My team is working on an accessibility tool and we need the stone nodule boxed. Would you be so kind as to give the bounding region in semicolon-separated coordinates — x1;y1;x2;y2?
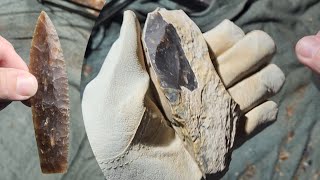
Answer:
142;8;241;177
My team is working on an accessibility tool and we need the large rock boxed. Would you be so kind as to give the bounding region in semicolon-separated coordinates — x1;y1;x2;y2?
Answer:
142;8;241;176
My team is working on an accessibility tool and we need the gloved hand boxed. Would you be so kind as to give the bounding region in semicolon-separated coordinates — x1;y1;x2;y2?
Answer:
82;10;285;180
204;20;285;145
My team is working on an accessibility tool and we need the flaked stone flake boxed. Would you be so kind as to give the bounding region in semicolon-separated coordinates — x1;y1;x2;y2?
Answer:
143;13;197;93
29;11;70;174
142;8;241;176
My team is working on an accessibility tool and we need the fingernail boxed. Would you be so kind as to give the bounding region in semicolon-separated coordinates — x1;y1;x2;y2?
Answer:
297;37;320;59
16;74;38;97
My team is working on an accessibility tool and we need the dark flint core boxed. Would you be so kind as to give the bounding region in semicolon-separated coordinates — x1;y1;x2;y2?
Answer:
144;12;197;92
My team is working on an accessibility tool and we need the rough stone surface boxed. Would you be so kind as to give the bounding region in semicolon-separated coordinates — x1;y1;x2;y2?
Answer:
29;11;70;174
142;8;241;175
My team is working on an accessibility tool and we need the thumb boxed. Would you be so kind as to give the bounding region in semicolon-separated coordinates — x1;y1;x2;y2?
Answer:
295;32;320;73
0;68;38;101
82;10;149;161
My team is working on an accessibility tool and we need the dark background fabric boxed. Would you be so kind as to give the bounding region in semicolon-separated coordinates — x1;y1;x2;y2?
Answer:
81;0;320;179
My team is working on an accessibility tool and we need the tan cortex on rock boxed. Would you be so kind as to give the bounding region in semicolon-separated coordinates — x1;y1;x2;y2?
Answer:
29;11;70;174
142;8;241;176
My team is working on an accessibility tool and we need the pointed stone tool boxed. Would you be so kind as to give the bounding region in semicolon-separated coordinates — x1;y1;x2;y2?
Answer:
29;11;70;174
142;9;241;176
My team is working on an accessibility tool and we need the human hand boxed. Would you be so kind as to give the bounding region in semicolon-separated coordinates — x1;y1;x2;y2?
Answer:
295;32;320;73
82;10;284;180
0;36;38;109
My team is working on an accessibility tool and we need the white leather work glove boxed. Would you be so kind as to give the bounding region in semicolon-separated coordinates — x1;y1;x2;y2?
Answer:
204;20;285;144
82;10;285;180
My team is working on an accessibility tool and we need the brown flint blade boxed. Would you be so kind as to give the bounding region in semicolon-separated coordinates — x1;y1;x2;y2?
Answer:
29;11;70;174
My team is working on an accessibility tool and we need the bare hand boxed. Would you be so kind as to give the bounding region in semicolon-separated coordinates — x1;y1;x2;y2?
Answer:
0;36;38;109
296;32;320;73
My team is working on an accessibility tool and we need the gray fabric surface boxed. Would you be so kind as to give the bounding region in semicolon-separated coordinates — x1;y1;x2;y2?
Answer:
0;1;104;179
81;0;320;179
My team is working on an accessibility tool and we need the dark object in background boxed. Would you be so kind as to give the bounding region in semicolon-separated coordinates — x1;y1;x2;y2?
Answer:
38;0;105;19
94;0;214;28
30;11;70;174
94;0;136;28
38;0;214;30
171;0;212;11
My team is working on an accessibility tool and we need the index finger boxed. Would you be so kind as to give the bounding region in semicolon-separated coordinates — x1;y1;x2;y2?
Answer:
203;20;245;57
0;36;29;71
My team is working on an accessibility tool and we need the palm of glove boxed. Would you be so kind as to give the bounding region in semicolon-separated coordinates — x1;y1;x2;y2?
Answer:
82;9;284;180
